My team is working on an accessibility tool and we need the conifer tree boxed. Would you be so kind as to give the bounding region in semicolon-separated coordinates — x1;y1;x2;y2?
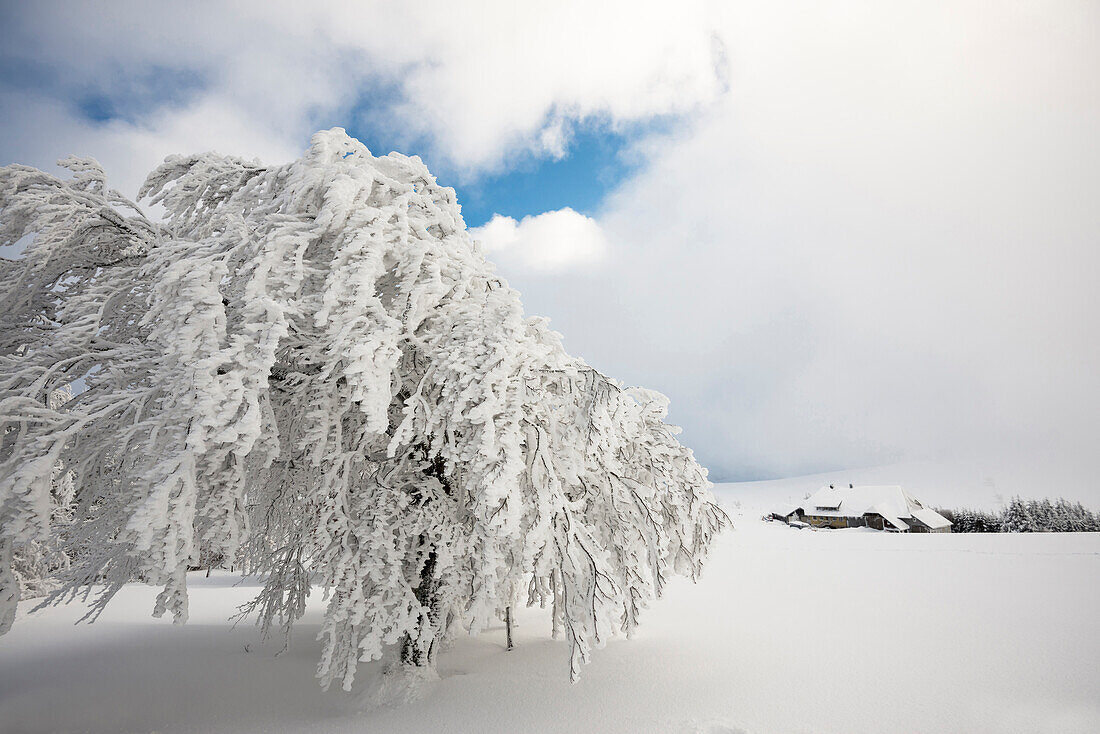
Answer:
1002;497;1033;532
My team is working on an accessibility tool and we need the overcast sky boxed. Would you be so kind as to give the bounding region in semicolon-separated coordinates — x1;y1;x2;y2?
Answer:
1;1;1097;485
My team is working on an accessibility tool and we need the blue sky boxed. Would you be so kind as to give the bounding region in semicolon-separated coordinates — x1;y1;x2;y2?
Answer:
0;47;635;229
445;125;635;229
343;116;638;228
0;16;644;236
1;2;1098;492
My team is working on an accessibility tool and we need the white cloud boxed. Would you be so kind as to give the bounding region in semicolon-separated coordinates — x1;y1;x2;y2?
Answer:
487;1;1100;491
3;1;1098;495
471;209;608;273
0;89;302;199
350;1;726;174
0;2;726;181
0;3;365;196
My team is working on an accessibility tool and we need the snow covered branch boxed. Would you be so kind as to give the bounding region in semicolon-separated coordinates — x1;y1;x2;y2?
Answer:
0;129;727;690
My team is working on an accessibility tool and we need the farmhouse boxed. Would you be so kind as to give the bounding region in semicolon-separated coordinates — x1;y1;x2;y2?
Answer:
782;484;952;533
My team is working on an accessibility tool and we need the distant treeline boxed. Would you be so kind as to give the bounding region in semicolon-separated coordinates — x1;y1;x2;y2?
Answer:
937;497;1100;533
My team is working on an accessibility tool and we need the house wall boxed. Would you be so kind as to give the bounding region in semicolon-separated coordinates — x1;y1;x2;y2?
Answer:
804;515;867;529
865;514;889;531
910;522;951;534
799;510;952;533
864;514;909;532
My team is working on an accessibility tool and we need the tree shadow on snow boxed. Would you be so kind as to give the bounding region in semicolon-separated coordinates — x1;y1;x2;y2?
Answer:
0;620;357;734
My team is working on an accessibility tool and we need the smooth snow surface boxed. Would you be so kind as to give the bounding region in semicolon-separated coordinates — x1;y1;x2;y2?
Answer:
2;483;1098;734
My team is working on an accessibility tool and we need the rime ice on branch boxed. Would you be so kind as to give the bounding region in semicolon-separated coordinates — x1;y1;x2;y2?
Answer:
0;129;727;689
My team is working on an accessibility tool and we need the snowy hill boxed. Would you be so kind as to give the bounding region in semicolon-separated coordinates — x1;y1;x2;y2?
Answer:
1;487;1098;734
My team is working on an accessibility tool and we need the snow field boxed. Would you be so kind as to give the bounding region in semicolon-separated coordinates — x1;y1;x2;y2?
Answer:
1;487;1097;734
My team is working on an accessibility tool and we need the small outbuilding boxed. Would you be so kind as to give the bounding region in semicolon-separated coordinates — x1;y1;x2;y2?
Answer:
781;484;951;533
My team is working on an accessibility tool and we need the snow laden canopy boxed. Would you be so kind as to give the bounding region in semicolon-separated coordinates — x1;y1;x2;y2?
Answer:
0;129;727;689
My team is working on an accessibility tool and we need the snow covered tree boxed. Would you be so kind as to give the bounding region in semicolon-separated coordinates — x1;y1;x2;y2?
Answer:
11;386;76;598
0;129;727;689
1001;497;1034;532
1034;498;1055;531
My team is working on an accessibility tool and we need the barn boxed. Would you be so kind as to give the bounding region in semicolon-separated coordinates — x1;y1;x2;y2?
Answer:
782;484;952;533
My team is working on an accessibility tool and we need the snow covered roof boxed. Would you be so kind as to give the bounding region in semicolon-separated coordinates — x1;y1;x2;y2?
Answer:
802;484;915;517
777;504;803;518
911;507;952;530
794;484;950;529
873;510;909;531
804;489;842;509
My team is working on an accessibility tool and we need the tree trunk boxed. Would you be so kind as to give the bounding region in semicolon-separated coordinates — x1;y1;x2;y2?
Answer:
400;542;439;667
0;539;19;636
505;605;514;651
400;448;450;667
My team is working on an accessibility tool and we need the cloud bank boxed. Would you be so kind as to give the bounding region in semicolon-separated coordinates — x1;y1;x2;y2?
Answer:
2;1;1097;494
0;1;726;193
485;2;1100;487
